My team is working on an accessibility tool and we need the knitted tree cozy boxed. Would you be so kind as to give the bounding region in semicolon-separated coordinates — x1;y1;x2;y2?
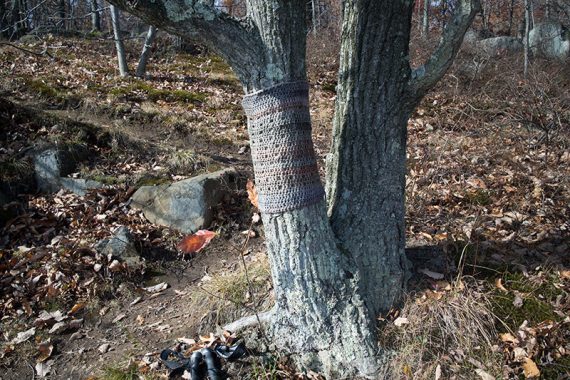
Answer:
242;81;325;214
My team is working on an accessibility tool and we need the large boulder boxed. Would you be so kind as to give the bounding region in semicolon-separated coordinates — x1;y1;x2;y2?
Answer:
477;36;523;56
529;22;570;60
130;168;238;233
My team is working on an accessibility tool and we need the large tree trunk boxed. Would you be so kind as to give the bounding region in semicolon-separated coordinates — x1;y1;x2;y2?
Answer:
135;25;157;78
110;4;128;77
326;0;413;317
103;0;480;377
239;3;379;376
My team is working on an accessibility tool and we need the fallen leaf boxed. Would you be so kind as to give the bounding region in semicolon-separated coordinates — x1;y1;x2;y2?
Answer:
419;268;444;280
513;293;524;308
435;364;442;380
143;282;169;293
500;333;519;344
12;327;36;344
246;179;259;209
68;302;85;315
135;315;145;325
495;278;508;293
48;322;67;334
35;360;53;378
130;296;143;306
98;343;111;353
37;340;53;363
475;369;494;380
177;230;217;254
177;337;197;345
112;313;126;323
394;317;410;327
522;358;540;378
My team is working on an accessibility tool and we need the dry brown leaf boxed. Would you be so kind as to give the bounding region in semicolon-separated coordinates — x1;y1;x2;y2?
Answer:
68;302;85;315
246;179;259;209
177;230;217;254
522;358;540;378
495;278;508;293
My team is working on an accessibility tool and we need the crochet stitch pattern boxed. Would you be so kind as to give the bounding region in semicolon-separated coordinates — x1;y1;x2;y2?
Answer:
242;81;325;214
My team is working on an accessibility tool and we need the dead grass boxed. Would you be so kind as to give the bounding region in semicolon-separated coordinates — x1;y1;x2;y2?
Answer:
379;285;501;379
188;259;273;330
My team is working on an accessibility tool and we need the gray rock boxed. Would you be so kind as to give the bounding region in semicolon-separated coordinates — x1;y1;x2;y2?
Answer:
529;22;570;60
32;144;88;193
130;168;238;233
95;226;141;267
60;178;104;196
477;36;523;56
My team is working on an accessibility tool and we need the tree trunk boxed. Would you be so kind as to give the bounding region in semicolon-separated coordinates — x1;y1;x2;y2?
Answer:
90;0;101;32
326;0;412;318
110;4;128;77
508;0;515;35
240;3;380;376
103;0;480;377
0;0;7;38
58;0;66;30
524;0;530;78
422;0;429;38
135;25;157;78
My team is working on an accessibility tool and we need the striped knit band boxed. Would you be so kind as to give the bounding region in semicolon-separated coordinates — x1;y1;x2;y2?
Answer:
242;81;324;214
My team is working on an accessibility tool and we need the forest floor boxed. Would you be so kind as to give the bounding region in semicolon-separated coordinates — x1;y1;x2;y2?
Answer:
0;34;569;380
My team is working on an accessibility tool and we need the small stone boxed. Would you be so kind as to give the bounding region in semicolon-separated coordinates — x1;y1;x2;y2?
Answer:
98;343;111;354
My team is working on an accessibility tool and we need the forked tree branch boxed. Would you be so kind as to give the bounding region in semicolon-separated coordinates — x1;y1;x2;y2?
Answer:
408;0;481;102
105;0;265;83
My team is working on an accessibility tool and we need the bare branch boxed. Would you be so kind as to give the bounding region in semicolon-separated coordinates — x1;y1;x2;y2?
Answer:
408;0;481;102
106;0;264;83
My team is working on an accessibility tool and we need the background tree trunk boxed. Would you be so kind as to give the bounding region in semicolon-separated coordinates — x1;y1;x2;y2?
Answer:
423;0;429;38
135;25;157;78
90;0;101;32
58;0;66;31
524;0;530;77
110;4;128;77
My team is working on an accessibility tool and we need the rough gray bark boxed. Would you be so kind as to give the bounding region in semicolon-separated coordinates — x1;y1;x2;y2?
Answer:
135;25;157;78
110;4;128;77
326;0;481;317
90;0;101;32
105;0;480;377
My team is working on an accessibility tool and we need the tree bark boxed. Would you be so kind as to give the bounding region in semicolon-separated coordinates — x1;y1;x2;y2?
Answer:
110;4;128;77
326;0;414;317
524;0;530;78
135;25;157;78
422;0;429;38
58;0;66;31
104;0;481;377
327;0;481;317
90;0;101;32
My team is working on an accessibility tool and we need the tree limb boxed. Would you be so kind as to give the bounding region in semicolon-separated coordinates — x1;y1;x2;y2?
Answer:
407;0;481;102
105;0;265;84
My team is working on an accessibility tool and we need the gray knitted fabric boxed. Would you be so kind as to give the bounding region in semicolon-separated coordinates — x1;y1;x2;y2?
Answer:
242;81;324;214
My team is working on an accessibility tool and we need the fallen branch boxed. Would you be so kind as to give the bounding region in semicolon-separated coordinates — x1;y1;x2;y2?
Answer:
0;42;54;59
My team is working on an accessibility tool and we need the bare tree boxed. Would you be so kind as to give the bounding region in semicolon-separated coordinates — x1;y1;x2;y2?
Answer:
104;0;480;377
90;0;101;32
109;3;128;77
524;0;531;77
135;25;156;78
423;0;430;37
